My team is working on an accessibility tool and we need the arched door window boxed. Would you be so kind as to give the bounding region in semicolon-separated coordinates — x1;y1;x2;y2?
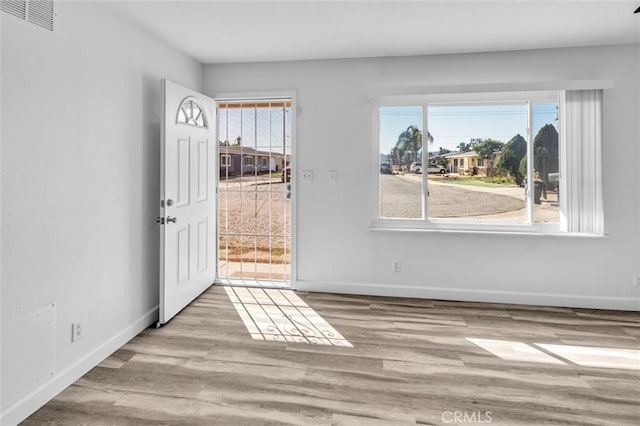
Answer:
177;98;208;128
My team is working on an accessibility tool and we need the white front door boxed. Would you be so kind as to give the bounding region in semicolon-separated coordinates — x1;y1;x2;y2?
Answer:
159;79;216;325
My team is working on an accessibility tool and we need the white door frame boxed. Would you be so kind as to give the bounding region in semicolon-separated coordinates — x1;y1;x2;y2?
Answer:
211;91;298;290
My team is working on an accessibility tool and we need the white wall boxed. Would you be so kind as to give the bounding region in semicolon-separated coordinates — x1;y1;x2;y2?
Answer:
204;45;640;310
1;2;202;423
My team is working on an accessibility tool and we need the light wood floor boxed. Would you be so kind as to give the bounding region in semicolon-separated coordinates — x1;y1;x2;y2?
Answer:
24;286;640;425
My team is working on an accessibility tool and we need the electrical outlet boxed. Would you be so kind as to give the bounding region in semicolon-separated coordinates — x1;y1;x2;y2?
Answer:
328;170;337;183
71;322;82;342
302;170;313;182
392;260;401;273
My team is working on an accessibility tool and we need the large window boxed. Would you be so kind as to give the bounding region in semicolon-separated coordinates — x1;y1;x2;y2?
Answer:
375;90;603;234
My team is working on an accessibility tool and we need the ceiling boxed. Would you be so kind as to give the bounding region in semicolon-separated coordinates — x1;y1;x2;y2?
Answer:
103;0;640;64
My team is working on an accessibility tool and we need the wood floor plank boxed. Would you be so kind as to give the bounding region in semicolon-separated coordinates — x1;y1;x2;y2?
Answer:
23;285;640;425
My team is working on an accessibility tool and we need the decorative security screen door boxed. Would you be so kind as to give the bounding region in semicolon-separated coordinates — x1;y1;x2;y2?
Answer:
217;100;292;287
159;79;216;325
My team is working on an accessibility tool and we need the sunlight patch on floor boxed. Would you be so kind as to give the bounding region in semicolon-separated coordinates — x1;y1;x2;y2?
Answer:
468;338;640;370
536;343;640;370
467;338;565;364
225;286;353;347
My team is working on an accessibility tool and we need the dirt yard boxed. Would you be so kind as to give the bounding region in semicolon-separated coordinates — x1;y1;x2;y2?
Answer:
218;176;291;264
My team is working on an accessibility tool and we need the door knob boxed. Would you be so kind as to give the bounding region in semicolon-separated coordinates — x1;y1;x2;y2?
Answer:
166;216;177;223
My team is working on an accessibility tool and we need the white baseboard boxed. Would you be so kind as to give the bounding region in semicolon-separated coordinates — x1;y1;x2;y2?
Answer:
0;306;158;426
295;280;640;311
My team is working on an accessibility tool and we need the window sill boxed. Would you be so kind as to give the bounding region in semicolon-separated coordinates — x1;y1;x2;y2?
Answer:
369;220;605;238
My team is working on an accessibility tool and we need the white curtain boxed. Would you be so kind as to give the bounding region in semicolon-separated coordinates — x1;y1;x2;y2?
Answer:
561;90;604;234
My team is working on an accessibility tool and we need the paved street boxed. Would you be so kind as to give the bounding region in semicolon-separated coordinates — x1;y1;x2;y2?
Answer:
380;174;525;218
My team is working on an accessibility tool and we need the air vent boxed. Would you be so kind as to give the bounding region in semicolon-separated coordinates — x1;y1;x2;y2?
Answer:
1;0;27;20
1;0;54;31
27;0;53;30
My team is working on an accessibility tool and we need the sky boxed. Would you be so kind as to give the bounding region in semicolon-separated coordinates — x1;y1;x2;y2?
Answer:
218;105;292;151
379;103;558;157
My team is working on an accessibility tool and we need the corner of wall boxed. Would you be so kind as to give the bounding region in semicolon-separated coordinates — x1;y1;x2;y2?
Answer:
0;307;158;426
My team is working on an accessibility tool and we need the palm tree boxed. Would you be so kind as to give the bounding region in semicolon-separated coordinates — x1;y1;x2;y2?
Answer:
395;125;433;165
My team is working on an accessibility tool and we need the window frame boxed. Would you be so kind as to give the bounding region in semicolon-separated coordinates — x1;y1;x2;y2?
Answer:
372;90;567;234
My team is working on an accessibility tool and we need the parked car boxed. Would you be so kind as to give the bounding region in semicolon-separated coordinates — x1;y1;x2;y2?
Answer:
416;163;447;174
380;162;392;174
281;165;291;182
410;162;422;173
428;163;447;174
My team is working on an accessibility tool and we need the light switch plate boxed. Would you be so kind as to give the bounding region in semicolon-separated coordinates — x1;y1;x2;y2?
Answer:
328;170;337;183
